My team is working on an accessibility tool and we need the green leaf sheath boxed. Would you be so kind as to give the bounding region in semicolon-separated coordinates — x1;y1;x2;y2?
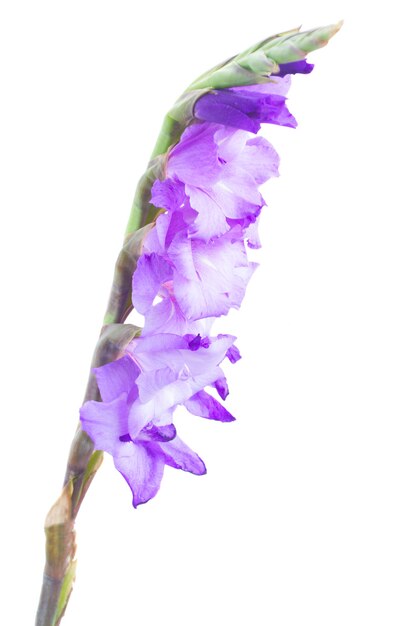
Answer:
188;22;342;89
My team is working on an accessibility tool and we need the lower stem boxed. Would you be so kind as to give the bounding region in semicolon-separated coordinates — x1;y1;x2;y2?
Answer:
35;205;154;626
35;110;178;626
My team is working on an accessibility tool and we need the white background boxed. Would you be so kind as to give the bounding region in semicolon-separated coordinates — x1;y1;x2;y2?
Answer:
1;1;412;624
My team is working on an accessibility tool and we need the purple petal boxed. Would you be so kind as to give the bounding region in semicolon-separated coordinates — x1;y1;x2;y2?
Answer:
184;390;235;422
208;164;262;220
244;218;262;249
178;334;236;375
80;394;129;455
93;355;140;403
114;441;165;507
150;182;198;248
170;232;254;319
132;253;173;315
140;421;177;442
195;92;260;133
276;60;314;77
141;290;212;337
214;376;229;400
235;136;280;185
129;364;227;437
134;365;177;404
185;184;230;240
226;344;241;364
195;85;296;132
233;76;291;97
215;127;249;162
151;178;187;212
159;435;206;475
168;123;220;187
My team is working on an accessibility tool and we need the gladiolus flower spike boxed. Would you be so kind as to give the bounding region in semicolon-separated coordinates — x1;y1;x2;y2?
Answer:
79;22;341;508
36;23;341;626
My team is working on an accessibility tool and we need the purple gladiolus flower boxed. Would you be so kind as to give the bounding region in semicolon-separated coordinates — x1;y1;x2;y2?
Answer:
151;123;279;241
133;218;257;327
194;76;297;133
80;332;236;506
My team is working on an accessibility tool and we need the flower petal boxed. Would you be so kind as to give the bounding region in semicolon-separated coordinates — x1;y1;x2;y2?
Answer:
93;355;140;403
214;376;229;400
170;233;254;320
185;184;230;240
132;253;173;315
276;60;314;77
235;136;280;185
195;92;260;133
184;390;235;422
80;394;129;455
226;344;241;363
159;435;206;475
114;441;165;507
140;421;177;442
168;123;220;187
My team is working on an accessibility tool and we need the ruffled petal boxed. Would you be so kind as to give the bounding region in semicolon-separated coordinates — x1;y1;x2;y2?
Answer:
171;233;254;319
185;184;230;240
151;178;187;213
235;136;280;185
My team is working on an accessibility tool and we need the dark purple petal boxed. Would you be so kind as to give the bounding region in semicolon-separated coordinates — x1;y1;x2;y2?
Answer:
195;92;260;133
276;60;314;77
184;390;235;422
140;421;177;442
194;87;296;133
214;376;229;400
226;345;241;364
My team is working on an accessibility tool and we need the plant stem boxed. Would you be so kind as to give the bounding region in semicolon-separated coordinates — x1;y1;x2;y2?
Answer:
35;158;166;626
